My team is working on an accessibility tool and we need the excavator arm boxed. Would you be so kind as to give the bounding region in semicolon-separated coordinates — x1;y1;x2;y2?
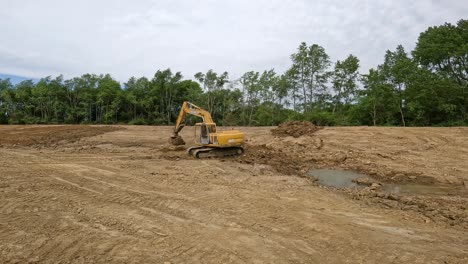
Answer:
172;101;214;136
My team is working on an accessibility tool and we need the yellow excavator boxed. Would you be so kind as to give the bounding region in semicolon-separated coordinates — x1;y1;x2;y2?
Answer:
169;101;245;158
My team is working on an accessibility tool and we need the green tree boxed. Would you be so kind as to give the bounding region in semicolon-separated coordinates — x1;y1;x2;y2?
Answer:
16;80;37;123
0;78;14;124
194;70;229;117
356;68;399;126
150;69;183;124
96;74;122;124
413;19;468;121
288;42;331;112
331;54;360;114
66;74;100;123
381;45;416;126
240;71;260;125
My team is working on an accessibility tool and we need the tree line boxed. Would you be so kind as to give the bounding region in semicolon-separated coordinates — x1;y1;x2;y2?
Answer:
1;19;466;126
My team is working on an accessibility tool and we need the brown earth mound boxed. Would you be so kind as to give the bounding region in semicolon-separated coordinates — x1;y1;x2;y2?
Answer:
271;121;321;138
0;125;123;147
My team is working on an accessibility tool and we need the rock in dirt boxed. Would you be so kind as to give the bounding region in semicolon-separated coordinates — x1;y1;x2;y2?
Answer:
352;177;380;186
271;121;321;138
370;183;382;190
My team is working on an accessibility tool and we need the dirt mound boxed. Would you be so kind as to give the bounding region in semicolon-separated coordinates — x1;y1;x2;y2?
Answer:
0;125;123;147
271;121;321;138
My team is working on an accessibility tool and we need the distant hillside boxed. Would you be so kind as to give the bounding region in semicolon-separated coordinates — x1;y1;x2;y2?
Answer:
0;73;37;85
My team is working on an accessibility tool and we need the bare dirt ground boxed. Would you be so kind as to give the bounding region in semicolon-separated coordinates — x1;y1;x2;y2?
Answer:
0;125;467;263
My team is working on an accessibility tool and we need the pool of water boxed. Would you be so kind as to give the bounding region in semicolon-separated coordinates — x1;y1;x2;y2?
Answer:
382;183;456;195
308;168;464;196
308;169;371;189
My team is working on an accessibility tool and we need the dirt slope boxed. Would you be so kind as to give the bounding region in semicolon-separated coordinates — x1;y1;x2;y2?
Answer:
0;125;467;263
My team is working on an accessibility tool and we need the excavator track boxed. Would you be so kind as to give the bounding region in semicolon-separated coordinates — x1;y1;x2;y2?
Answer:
188;146;244;159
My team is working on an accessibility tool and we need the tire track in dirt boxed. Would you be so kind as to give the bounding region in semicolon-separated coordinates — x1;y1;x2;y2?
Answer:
1;149;190;208
0;193;42;216
0;155;176;261
52;176;104;195
1;210;91;262
6;205;167;262
49;161;189;200
34;164;203;244
165;231;251;264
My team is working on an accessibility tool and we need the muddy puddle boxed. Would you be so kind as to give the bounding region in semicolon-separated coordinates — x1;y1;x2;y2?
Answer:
308;169;463;196
382;183;460;196
308;169;369;188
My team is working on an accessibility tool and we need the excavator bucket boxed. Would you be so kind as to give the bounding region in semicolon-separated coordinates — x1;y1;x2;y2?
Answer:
169;135;186;146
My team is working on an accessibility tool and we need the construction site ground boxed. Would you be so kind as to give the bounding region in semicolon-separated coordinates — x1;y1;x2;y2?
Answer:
0;125;467;263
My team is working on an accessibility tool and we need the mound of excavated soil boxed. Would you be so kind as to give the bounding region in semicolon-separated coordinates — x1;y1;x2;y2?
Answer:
0;125;123;147
271;121;321;138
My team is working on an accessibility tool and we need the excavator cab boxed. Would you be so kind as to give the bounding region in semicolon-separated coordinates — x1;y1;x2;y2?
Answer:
194;122;216;145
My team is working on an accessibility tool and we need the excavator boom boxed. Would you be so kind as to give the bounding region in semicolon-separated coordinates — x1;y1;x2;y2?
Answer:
173;101;214;135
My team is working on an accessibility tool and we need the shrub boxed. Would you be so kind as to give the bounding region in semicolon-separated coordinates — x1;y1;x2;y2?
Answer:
129;118;147;125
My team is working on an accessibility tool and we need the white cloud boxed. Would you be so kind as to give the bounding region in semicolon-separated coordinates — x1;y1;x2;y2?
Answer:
0;0;466;81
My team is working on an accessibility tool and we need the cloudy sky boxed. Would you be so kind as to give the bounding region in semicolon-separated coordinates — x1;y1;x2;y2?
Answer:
0;0;466;82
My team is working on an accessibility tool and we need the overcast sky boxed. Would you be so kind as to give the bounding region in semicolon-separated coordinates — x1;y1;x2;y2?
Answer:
0;0;466;82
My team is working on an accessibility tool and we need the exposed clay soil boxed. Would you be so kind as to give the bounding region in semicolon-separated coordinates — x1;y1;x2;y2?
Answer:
0;125;467;263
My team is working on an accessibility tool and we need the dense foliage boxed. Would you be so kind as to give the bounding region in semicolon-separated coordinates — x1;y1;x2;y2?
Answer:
1;20;466;126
